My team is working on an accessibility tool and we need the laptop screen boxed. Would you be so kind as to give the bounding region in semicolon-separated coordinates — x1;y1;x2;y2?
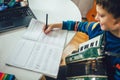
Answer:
0;0;28;11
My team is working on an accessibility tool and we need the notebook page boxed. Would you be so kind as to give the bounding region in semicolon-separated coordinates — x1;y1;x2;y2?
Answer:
6;18;68;78
22;19;44;41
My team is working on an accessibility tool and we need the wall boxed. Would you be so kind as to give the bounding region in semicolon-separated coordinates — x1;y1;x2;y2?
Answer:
72;0;94;18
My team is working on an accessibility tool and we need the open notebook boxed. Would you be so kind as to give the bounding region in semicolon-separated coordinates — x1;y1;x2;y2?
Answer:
6;18;68;78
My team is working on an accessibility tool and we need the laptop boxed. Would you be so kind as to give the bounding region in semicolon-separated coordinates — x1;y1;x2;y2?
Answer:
0;0;36;32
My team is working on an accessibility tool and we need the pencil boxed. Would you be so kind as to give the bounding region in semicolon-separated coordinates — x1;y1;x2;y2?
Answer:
46;13;48;29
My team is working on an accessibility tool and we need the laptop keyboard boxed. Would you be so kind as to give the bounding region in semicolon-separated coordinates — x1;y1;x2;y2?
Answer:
0;7;34;21
0;7;36;32
14;8;35;18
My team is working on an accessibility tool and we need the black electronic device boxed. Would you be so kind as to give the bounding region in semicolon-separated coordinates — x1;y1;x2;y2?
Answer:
0;0;36;32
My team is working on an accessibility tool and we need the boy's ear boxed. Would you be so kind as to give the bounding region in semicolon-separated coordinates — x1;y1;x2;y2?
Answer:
117;18;120;26
118;22;120;26
115;18;120;25
116;22;120;27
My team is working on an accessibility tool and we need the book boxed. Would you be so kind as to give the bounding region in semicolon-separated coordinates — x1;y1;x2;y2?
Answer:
6;18;68;78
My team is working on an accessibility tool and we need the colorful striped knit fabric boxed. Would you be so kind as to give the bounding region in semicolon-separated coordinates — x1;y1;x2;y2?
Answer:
0;72;15;80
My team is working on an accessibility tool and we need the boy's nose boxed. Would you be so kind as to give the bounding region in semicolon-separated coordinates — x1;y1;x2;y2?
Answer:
95;14;99;21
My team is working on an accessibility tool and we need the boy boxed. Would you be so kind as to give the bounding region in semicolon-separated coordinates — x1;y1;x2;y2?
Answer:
43;0;120;80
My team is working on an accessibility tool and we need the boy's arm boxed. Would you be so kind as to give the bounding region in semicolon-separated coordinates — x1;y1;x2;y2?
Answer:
62;21;101;39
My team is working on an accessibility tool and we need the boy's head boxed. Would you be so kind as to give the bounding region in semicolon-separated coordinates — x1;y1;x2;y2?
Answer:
96;0;120;19
95;0;120;32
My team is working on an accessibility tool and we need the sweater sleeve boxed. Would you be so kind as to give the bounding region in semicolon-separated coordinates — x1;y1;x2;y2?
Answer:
62;20;103;39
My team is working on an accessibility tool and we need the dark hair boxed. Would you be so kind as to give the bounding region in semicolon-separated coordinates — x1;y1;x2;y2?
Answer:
96;0;120;19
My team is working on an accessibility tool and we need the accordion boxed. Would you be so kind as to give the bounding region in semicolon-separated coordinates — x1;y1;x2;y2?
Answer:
65;47;108;80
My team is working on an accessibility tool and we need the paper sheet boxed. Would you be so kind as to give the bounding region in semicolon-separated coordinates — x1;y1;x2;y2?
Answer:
6;18;68;78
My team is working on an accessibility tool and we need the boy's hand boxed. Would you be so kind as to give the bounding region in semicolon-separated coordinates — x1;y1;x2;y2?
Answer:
43;23;62;34
43;24;53;34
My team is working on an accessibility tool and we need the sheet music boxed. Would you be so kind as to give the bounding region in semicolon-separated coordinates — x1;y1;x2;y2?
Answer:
6;19;68;78
79;34;103;52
